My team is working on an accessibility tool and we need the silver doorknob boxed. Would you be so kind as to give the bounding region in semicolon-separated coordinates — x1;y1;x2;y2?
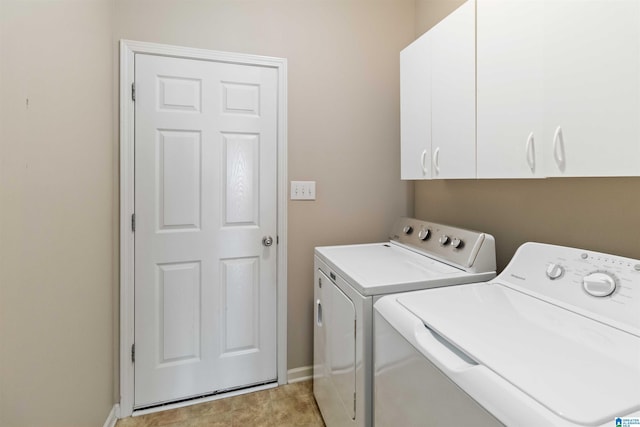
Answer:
262;236;274;247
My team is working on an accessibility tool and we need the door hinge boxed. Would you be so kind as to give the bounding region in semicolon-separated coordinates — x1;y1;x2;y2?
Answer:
131;213;136;232
131;343;135;363
276;235;279;244
131;82;136;101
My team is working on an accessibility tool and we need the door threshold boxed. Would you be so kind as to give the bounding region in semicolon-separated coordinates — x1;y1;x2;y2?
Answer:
132;381;278;416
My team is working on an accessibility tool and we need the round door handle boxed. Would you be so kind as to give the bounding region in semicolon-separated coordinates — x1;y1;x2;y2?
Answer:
262;236;274;247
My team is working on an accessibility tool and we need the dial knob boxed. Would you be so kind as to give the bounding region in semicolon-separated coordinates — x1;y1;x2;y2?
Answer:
451;237;463;249
546;263;564;280
439;235;450;246
582;272;616;297
418;228;431;241
403;225;413;235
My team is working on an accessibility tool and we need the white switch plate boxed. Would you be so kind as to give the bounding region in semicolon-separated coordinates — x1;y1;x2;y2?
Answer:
290;181;316;200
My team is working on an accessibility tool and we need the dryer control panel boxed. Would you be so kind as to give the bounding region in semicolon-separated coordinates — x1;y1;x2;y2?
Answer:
499;242;640;336
390;217;496;274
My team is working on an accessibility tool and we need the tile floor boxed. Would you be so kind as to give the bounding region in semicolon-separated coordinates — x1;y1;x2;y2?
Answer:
116;380;325;427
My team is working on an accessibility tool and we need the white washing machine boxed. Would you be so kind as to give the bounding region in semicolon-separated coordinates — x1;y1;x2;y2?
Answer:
313;217;496;427
374;242;640;427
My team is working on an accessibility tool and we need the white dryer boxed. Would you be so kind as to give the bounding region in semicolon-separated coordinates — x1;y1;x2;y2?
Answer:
374;242;640;427
313;217;496;427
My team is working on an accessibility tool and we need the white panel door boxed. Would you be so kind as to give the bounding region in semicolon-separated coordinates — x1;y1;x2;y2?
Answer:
400;32;432;180
542;0;640;176
134;53;278;407
476;0;544;178
431;0;476;179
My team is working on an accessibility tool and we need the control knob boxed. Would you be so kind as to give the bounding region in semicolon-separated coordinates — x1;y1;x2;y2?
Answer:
439;235;450;246
418;228;431;241
582;272;616;297
451;237;463;249
403;225;413;235
546;263;564;280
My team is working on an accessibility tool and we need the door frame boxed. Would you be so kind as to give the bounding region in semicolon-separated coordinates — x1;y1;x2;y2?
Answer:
119;40;288;417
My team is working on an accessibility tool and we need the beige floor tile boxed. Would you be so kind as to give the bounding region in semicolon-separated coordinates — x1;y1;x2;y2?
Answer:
116;381;324;427
182;396;236;419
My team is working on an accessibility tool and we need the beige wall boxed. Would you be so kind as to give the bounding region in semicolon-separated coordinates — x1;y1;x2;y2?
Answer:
114;0;415;373
415;0;466;36
413;1;640;270
2;1;637;425
0;1;115;426
1;1;413;425
415;178;640;270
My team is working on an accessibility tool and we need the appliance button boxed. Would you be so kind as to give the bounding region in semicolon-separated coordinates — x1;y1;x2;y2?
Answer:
418;228;431;241
439;235;450;246
581;253;588;259
451;238;463;249
545;263;564;280
403;225;413;235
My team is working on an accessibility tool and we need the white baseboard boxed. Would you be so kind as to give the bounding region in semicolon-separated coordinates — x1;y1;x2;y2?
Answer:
103;404;120;427
287;366;313;383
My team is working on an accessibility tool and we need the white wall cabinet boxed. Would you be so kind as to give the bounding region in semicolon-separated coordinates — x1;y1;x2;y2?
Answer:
431;0;476;179
407;0;640;180
477;0;640;178
542;0;640;177
400;0;475;180
400;34;432;179
476;0;545;178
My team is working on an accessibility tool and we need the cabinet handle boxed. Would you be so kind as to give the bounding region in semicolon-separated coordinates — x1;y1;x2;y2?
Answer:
553;126;566;172
433;147;441;175
420;149;429;175
525;132;536;173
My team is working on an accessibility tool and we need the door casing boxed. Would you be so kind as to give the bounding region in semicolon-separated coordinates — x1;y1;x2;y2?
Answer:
119;39;288;417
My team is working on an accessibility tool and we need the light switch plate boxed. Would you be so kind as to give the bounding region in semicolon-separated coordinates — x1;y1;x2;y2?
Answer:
290;181;316;200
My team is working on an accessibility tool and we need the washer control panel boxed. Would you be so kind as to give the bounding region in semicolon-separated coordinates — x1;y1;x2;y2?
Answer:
390;217;496;274
500;242;640;334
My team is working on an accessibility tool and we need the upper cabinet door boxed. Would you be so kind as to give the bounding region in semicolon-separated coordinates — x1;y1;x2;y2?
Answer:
477;0;545;178
542;0;640;177
431;0;476;179
400;34;432;180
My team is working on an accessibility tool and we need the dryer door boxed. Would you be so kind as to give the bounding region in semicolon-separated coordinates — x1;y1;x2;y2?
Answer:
313;269;328;409
329;280;356;420
314;266;357;425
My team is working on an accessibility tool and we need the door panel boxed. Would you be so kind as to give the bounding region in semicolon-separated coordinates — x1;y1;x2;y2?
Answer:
223;133;260;225
134;53;278;407
157;261;201;365
220;257;260;355
158;130;202;229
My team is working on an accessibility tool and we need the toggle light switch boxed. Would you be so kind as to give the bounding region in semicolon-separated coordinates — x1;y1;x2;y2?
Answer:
290;181;316;200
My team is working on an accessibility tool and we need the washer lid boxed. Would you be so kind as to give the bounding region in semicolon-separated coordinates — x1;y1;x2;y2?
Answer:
397;283;640;426
315;243;484;296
